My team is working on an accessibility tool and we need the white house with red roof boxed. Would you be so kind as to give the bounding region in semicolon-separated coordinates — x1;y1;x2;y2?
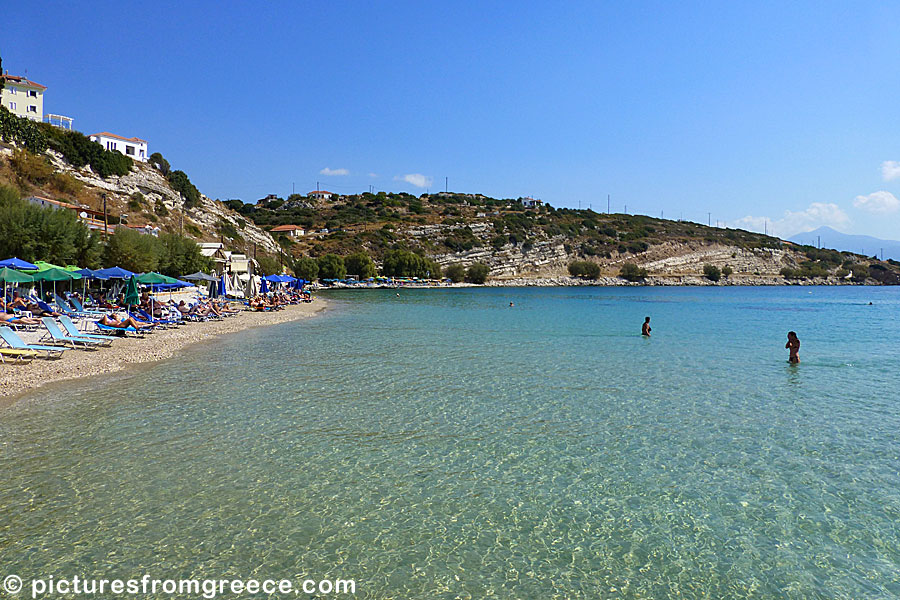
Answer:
309;190;334;200
89;132;148;162
270;224;306;238
1;74;46;122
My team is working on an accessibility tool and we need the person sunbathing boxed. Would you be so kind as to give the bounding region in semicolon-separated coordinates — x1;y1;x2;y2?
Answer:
99;313;153;329
0;311;41;326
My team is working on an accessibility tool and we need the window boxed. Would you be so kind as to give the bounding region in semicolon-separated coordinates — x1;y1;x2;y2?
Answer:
8;102;15;110
27;105;37;113
125;145;135;156
106;141;116;151
8;88;16;95
27;90;38;98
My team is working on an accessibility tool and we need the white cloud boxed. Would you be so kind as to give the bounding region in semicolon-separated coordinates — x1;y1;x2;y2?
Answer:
320;167;349;176
734;202;850;238
395;173;433;188
368;172;378;178
881;161;900;181
853;191;900;214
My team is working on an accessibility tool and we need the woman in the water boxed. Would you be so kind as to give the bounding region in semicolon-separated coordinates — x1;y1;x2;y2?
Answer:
785;331;800;363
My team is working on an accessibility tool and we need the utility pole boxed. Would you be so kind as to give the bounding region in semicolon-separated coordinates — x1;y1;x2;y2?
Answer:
316;181;319;192
818;235;821;249
445;177;448;193
607;194;610;214
180;197;184;237
765;220;768;236
102;193;108;236
292;182;295;195
708;212;711;227
625;204;627;214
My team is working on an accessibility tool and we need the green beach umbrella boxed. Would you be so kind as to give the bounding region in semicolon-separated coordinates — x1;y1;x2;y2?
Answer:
136;272;171;285
0;267;35;309
31;266;79;299
33;260;67;272
124;275;140;307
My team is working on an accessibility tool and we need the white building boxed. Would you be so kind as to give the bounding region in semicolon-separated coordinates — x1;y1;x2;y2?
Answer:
89;132;148;162
270;224;305;238
522;196;544;209
309;190;334;201
1;74;45;121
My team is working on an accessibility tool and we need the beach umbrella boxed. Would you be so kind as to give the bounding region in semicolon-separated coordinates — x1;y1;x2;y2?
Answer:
31;266;79;299
245;274;258;298
95;266;136;279
124;275;140;307
218;274;226;297
0;257;38;270
0;267;35;307
136;272;171;285
182;272;218;282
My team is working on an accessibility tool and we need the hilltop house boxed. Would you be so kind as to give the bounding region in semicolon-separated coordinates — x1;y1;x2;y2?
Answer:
522;197;543;209
1;74;46;121
309;190;334;201
89;132;148;162
270;224;305;238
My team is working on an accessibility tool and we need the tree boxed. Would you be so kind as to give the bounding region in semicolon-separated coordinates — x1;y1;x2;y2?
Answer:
0;185;99;266
293;256;319;281
703;264;721;282
102;227;163;273
256;255;281;276
317;253;346;279
466;262;489;284
149;152;171;176
722;265;733;279
445;263;466;283
568;260;601;279
619;262;648;282
344;251;377;279
157;234;209;276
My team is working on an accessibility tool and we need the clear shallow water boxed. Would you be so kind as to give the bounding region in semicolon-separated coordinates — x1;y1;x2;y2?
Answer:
2;286;900;599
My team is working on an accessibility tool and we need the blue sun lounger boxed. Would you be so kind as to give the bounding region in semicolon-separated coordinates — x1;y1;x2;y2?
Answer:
40;317;111;348
94;321;142;336
0;326;66;359
58;315;118;343
66;296;106;315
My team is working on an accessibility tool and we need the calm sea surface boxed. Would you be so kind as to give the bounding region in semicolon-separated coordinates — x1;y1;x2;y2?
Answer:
2;287;899;599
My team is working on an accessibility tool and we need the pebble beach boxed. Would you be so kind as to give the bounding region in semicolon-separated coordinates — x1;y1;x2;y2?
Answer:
0;301;327;403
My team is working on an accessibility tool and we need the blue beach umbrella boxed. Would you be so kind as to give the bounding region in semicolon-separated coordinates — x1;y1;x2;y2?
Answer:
95;266;136;279
0;257;39;270
218;274;226;297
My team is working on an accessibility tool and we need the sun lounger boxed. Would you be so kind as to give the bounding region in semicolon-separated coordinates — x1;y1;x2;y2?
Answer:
94;321;142;336
0;326;66;359
67;296;106;315
58;316;118;343
0;348;37;364
40;317;110;349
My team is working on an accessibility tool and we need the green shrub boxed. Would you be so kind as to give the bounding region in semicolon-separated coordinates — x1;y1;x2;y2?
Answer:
722;266;733;278
568;260;601;279
149;152;170;176
466;262;489;284
445;263;466;282
703;264;721;282
128;192;145;210
168;170;201;209
619;262;648;282
154;199;169;216
9;149;54;185
0;106;48;153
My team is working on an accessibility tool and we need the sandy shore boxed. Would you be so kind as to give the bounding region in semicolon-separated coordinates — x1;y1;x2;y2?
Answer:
0;301;327;402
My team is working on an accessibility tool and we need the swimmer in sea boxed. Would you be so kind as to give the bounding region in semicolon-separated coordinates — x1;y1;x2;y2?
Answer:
785;331;800;364
642;316;651;337
509;302;514;307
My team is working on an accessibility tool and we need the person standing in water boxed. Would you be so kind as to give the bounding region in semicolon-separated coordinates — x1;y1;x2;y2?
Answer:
785;331;800;363
642;317;651;337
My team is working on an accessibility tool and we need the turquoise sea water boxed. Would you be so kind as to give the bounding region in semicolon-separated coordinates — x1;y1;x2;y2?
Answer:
2;286;899;599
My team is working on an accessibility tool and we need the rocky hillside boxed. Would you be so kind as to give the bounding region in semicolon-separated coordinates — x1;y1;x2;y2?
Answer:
0;142;281;256
231;191;900;284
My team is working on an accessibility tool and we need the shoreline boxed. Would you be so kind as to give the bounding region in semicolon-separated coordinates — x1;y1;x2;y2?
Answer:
0;301;328;404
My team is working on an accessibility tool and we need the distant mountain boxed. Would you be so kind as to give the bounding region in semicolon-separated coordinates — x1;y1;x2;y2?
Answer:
789;226;900;261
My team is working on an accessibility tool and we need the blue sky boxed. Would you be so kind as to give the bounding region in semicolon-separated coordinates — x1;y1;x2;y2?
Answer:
5;1;900;238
